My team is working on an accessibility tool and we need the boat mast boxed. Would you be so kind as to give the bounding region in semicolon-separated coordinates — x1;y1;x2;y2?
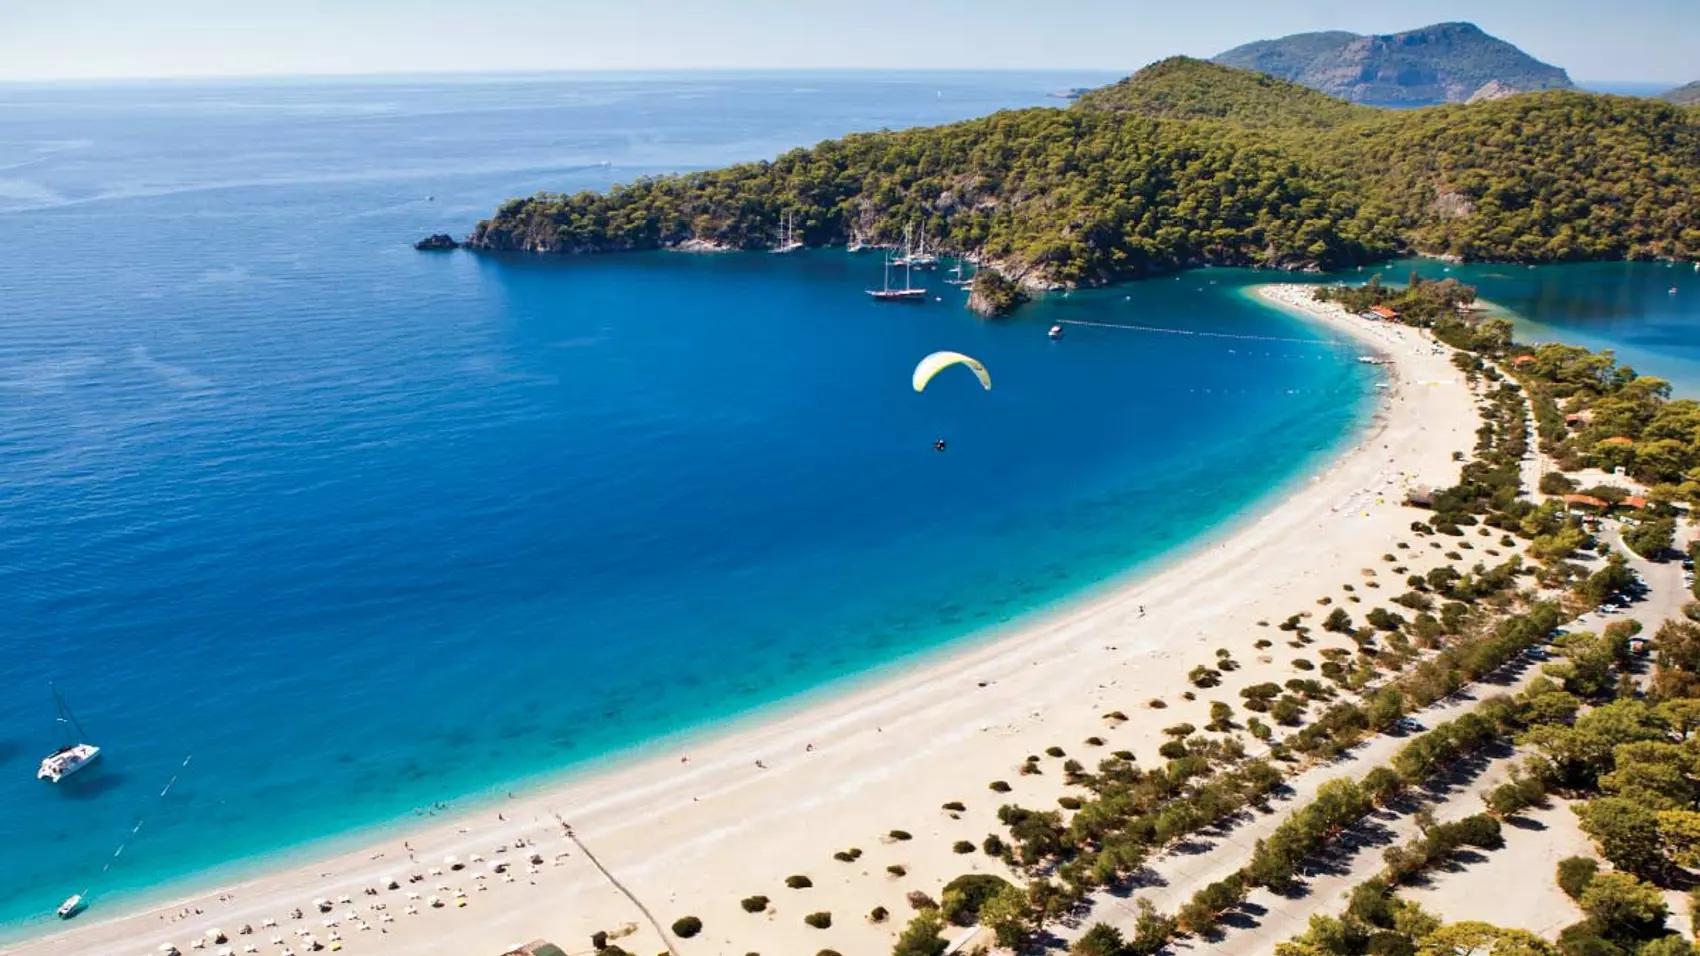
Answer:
51;683;87;744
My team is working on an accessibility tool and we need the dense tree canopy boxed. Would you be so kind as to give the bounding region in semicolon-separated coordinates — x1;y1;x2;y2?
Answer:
471;59;1700;288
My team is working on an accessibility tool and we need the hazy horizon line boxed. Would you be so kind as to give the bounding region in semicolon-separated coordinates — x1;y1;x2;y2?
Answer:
0;64;1684;90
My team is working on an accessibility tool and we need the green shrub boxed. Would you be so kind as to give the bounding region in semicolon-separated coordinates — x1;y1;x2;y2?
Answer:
887;864;906;877
670;916;702;939
940;874;1016;927
785;875;813;889
1045;746;1066;758
869;906;889;923
740;895;770;913
803;911;832;929
1557;857;1600;900
941;801;965;812
952;840;975;854
989;780;1011;792
832;847;862;862
888;829;913;841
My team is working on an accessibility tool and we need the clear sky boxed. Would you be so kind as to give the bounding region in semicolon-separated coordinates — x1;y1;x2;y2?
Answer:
3;0;1695;84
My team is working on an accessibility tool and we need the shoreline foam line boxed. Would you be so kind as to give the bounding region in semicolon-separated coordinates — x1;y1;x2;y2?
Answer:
12;283;1478;956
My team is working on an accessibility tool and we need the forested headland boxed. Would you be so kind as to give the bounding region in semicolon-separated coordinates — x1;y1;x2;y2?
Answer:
468;58;1700;290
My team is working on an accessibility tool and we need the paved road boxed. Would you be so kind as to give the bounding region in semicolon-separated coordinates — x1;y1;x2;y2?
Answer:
1059;646;1553;946
1059;522;1692;953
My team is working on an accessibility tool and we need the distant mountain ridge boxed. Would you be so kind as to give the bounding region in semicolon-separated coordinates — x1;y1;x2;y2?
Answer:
1214;21;1574;107
1663;82;1700;106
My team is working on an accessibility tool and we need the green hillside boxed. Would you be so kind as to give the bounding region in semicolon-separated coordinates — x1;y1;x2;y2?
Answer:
469;59;1700;286
1074;57;1373;130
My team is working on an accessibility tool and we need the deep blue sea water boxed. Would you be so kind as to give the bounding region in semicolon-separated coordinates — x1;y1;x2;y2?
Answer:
6;71;1652;936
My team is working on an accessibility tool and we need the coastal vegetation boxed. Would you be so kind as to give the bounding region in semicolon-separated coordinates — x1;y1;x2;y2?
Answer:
471;58;1700;294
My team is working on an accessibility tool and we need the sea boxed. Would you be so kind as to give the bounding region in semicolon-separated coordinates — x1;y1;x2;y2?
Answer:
0;71;1693;937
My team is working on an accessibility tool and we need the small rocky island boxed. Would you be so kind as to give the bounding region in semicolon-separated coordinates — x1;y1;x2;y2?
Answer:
967;271;1030;318
414;234;459;251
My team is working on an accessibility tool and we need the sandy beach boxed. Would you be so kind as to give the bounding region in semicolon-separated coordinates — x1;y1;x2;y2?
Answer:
5;284;1483;956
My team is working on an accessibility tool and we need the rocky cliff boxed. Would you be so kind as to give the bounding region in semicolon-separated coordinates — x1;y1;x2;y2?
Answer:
1214;22;1573;107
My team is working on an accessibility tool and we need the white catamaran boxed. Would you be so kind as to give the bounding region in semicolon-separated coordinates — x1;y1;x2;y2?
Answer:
38;684;101;783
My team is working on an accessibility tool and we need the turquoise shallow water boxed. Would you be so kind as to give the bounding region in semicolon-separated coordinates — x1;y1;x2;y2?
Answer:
0;72;1371;936
11;72;1617;936
1390;259;1700;394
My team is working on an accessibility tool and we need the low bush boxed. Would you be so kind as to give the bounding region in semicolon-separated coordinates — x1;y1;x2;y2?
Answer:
785;875;813;889
740;895;769;913
888;829;913;841
670;916;702;939
989;780;1011;793
803;912;832;929
1557;856;1600;900
869;906;889;923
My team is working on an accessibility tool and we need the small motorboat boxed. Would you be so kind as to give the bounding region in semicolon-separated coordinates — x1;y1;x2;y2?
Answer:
56;894;85;919
1048;324;1064;340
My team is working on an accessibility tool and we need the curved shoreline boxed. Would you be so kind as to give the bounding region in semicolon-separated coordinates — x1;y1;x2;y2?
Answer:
7;285;1479;956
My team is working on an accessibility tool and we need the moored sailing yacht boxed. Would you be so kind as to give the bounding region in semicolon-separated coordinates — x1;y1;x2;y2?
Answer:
772;211;804;254
38;684;101;783
891;224;938;269
867;254;927;302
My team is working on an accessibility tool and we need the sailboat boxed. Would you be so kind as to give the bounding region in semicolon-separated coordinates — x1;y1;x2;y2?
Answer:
867;254;927;302
907;228;938;269
891;224;938;269
38;684;101;783
944;257;975;287
772;211;804;254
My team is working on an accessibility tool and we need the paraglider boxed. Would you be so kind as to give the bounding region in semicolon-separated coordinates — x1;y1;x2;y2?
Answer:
913;352;989;452
911;351;991;393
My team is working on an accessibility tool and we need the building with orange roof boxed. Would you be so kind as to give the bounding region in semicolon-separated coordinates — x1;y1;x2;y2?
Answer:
1563;494;1611;512
1512;354;1537;366
1367;305;1400;320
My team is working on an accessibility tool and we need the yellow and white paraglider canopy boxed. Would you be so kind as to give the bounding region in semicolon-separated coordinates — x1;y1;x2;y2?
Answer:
912;351;991;393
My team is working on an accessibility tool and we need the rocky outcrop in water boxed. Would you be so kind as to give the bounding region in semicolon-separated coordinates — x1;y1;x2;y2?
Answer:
414;234;459;251
967;271;1030;318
